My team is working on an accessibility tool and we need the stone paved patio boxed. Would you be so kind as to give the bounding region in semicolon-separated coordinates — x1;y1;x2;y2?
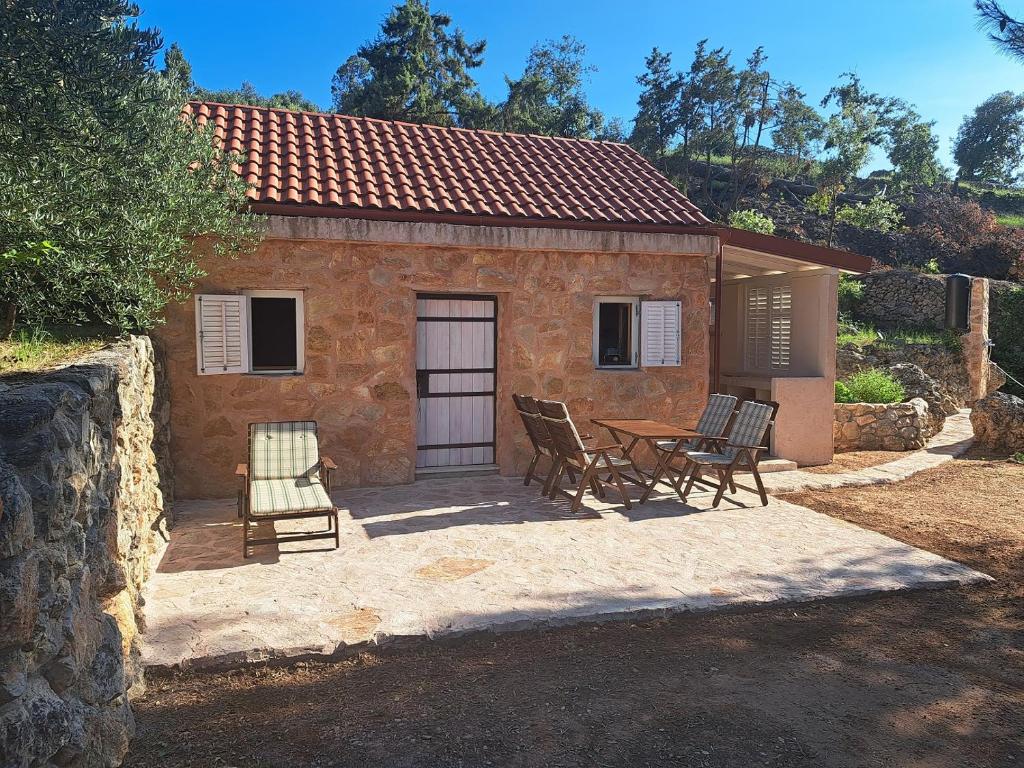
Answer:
142;475;989;671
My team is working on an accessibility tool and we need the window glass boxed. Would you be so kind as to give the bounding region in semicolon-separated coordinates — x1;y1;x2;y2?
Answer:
597;302;634;366
250;297;297;371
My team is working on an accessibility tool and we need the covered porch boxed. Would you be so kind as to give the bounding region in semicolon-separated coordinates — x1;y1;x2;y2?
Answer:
142;474;985;671
708;228;863;467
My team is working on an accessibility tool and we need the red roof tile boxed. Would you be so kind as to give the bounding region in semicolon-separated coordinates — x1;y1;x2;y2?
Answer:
185;101;711;228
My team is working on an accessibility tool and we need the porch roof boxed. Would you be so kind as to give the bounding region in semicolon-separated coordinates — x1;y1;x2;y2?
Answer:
703;226;873;278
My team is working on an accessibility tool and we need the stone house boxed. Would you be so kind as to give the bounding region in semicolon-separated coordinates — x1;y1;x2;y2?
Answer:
155;102;870;499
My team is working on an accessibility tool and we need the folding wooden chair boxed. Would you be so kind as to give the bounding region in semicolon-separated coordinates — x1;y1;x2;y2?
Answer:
652;393;738;489
538;400;633;513
678;400;779;507
512;393;560;492
236;421;340;558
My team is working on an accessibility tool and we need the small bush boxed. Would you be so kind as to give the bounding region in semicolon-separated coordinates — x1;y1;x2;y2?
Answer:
837;274;864;316
727;208;775;235
841;368;906;404
834;381;854;403
835;196;904;233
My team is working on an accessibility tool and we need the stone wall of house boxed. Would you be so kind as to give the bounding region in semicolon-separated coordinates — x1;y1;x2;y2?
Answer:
154;224;711;498
833;398;931;452
0;337;170;767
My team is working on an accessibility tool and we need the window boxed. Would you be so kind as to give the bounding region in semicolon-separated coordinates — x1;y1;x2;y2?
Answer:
593;297;682;369
745;284;791;370
196;290;304;375
593;297;639;368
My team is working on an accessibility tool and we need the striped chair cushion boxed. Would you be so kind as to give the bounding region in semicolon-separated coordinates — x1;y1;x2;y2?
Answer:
695;394;738;437
250;421;320;480
719;401;775;459
249;477;333;516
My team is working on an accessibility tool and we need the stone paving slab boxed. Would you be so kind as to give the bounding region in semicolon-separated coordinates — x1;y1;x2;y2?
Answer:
761;410;975;494
142;474;989;672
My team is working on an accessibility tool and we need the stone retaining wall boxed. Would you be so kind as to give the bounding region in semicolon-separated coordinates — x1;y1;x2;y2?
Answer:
833;398;931;452
0;337;170;767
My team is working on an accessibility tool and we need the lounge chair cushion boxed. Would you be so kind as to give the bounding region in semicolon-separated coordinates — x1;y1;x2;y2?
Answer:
655;438;698;452
250;421;320;480
249;477;333;516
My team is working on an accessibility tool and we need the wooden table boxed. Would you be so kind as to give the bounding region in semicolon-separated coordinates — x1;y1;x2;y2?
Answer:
590;418;700;503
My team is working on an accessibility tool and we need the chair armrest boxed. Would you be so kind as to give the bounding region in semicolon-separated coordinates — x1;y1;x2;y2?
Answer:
321;456;338;471
235;463;248;478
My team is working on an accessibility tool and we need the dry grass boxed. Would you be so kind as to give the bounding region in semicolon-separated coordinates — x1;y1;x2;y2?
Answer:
0;327;110;375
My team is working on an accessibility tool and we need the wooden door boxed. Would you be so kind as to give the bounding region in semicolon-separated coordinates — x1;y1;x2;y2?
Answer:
415;294;497;468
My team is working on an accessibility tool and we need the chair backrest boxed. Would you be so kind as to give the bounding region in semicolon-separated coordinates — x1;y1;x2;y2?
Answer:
249;421;320;480
695;393;738;438
537;400;588;460
513;394;551;452
723;400;778;455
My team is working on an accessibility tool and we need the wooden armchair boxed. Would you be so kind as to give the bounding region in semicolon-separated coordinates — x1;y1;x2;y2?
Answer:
538;400;633;513
679;400;779;507
236;421;340;558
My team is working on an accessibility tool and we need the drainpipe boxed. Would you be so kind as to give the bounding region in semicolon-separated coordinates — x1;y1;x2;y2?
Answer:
713;236;724;395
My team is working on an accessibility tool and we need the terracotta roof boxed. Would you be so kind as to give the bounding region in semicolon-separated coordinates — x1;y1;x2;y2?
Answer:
185;101;711;228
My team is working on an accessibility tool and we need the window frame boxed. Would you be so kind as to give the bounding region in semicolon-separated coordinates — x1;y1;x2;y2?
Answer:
592;296;640;370
242;289;305;375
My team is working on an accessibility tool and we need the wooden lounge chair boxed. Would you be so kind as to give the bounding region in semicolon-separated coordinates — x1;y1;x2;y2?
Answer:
236;421;340;558
679;400;779;508
538;400;633;513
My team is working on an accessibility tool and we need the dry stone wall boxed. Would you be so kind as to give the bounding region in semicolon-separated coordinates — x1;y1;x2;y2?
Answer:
0;337;169;767
833;399;931;452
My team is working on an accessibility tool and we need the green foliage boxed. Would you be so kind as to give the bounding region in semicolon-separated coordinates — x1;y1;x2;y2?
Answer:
923;257;941;274
840;368;906;404
0;0;262;333
771;83;825;175
195;81;321;112
727;209;775;234
1011;451;1024;465
837;274;865;316
995;213;1024;227
834;380;854;403
990;286;1024;397
330;0;490;127
630;47;682;167
835;196;904;232
953;91;1024;183
888;120;945;188
805;187;835;216
497;36;607;138
837;320;962;351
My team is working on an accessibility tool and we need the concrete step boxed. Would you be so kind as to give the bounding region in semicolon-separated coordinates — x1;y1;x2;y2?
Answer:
416;464;500;481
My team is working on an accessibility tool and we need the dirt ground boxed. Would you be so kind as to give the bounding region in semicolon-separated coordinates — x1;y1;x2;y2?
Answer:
127;450;1024;768
800;449;899;473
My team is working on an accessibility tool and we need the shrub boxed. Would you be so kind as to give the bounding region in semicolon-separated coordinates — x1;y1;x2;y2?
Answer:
841;368;906;404
835;196;904;232
990;285;1024;397
727;208;775;235
834;381;854;403
837;274;864;316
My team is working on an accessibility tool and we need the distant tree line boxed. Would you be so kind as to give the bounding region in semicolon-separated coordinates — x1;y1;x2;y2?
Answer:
168;0;1024;223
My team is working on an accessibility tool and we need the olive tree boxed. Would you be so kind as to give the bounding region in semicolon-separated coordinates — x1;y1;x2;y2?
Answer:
0;0;261;335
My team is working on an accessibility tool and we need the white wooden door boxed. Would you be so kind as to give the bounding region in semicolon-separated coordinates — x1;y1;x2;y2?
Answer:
416;294;496;468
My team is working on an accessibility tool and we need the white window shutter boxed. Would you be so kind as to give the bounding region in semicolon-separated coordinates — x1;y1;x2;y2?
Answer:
770;285;792;369
745;286;769;369
641;300;682;367
195;294;248;375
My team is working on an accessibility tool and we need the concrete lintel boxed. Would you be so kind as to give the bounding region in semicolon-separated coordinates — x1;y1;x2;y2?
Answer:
266;215;718;256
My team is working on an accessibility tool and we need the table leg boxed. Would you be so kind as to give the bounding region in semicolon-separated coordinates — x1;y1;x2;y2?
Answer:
639;438;687;503
603;430;648;490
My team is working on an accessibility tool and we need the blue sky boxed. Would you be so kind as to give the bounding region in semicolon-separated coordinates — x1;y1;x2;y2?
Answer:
142;0;1024;170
